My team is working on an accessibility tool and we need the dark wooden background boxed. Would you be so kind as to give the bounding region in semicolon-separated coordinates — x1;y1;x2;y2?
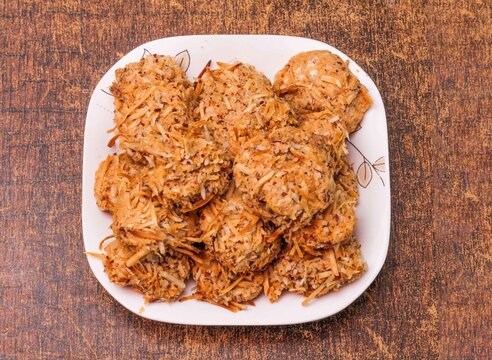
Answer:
1;1;491;359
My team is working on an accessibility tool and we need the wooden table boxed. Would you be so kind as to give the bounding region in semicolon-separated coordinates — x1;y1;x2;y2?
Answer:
1;1;490;359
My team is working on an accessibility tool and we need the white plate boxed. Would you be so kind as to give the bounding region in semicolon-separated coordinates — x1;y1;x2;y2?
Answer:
82;35;390;326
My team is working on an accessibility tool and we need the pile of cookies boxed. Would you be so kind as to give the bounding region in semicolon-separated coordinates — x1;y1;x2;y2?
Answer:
94;50;371;310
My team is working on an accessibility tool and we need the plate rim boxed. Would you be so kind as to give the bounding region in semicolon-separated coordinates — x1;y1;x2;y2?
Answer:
82;34;391;326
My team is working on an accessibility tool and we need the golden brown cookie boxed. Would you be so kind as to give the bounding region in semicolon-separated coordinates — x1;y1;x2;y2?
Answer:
196;62;297;156
340;84;372;133
110;187;201;252
274;50;371;133
233;127;336;231
190;253;264;311
104;239;192;303
265;237;366;304
289;159;358;253
299;110;348;173
94;153;143;213
110;54;195;161
138;122;233;212
199;185;282;274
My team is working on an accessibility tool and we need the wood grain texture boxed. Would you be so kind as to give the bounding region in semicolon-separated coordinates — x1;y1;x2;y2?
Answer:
1;0;491;359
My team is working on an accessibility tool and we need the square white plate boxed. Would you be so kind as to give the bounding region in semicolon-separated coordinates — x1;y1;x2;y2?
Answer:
82;35;390;326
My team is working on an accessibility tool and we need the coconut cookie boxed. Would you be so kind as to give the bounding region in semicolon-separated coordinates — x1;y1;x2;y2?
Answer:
289;159;358;253
265;237;366;304
189;253;264;312
274;50;371;133
196;62;297;156
234;127;336;231
199;185;282;274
